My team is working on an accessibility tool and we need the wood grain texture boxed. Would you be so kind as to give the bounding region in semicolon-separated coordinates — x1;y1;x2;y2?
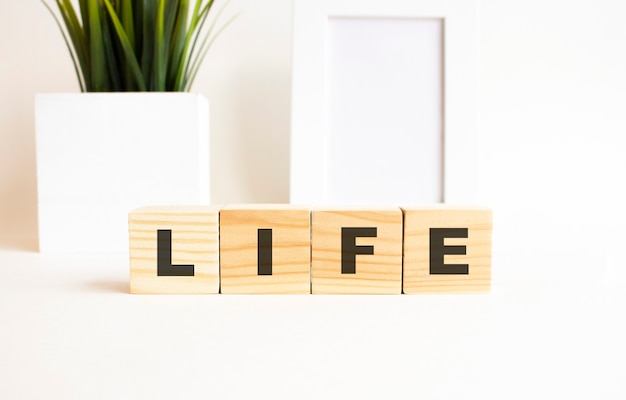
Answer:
402;207;492;293
219;204;311;294
311;208;402;294
129;206;220;294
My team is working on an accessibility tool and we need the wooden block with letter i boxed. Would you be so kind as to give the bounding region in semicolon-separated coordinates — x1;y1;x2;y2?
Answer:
129;206;220;294
219;204;311;294
402;207;492;293
311;208;403;294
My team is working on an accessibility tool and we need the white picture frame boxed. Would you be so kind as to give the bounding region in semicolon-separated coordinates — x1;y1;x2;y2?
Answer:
290;0;478;205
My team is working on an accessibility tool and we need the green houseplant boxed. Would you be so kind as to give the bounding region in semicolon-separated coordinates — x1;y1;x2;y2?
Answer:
36;0;236;252
42;0;236;92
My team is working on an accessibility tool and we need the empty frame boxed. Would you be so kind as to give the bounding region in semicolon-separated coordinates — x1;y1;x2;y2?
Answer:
291;0;478;205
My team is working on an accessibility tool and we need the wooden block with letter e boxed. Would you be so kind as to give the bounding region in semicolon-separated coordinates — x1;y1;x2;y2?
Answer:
129;206;220;294
402;207;492;293
219;204;311;294
311;208;403;294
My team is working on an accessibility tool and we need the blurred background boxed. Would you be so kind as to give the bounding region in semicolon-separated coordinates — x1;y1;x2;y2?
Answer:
1;0;625;286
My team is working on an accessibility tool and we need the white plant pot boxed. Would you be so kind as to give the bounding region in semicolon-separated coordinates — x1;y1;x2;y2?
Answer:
35;93;210;253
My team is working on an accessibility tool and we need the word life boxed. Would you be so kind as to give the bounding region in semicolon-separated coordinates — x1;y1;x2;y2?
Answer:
129;205;492;294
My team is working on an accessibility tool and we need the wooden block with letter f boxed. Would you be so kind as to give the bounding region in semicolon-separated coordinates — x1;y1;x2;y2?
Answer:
219;204;311;294
129;206;220;294
402;207;492;293
311;207;403;294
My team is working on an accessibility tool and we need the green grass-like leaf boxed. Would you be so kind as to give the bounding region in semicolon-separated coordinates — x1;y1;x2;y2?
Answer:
42;0;85;91
103;0;147;91
42;0;235;92
87;0;106;91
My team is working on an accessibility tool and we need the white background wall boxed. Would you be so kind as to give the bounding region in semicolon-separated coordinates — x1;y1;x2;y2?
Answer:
1;0;625;287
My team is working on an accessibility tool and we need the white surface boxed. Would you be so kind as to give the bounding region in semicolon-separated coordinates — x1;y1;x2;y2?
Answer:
0;249;624;399
35;93;210;253
290;0;478;204
327;18;442;204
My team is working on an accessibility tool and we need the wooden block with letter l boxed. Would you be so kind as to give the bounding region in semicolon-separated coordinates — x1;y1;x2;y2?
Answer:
311;207;403;294
219;204;311;294
401;207;492;293
129;206;220;294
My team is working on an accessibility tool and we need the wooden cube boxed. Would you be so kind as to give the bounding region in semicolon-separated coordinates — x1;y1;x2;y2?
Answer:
402;207;492;293
219;204;311;294
129;206;220;294
311;208;403;294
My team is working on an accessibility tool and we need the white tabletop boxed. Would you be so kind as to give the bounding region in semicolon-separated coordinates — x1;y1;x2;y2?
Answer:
1;247;623;399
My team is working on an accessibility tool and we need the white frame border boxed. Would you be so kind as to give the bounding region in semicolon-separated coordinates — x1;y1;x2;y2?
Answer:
290;0;478;204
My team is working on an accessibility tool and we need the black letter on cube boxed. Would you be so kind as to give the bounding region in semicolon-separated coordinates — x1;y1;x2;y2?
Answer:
157;229;194;276
429;228;469;275
341;227;377;274
258;228;273;275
